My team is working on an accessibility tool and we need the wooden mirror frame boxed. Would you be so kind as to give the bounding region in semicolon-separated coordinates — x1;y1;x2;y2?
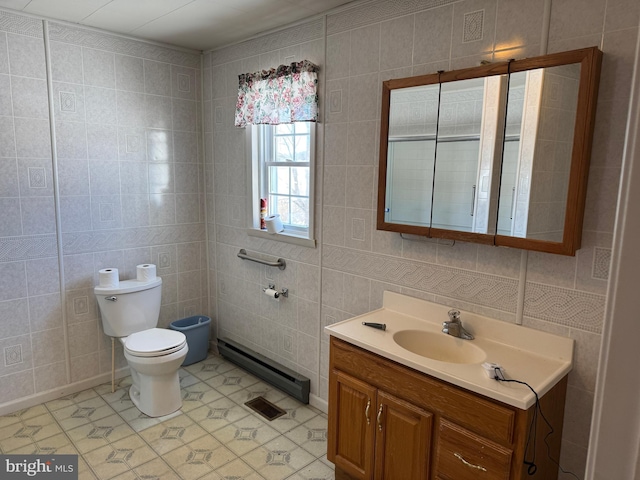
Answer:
377;47;602;255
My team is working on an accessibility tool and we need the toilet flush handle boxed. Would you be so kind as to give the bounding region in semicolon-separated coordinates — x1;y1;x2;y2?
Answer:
106;296;117;302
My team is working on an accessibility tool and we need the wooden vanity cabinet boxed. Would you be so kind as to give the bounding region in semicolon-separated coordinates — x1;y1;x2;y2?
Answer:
330;370;376;478
331;369;432;479
327;337;568;480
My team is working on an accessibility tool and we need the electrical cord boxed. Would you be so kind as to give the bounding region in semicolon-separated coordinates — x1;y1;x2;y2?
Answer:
492;367;580;479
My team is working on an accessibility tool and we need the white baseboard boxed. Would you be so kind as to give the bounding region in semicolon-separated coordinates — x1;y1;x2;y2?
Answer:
309;393;328;414
0;367;130;417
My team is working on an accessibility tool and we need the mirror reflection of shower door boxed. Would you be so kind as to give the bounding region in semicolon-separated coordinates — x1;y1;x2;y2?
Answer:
432;77;485;233
385;139;436;226
384;82;439;228
431;140;480;232
497;140;520;235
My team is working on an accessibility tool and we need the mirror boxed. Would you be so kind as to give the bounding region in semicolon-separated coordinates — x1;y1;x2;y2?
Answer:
384;82;439;227
497;63;581;242
431;75;506;237
377;47;602;255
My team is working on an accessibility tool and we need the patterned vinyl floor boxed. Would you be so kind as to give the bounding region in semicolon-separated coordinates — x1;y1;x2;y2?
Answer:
0;355;333;480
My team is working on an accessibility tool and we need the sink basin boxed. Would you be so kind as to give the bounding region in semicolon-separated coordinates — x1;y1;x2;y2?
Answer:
393;330;486;364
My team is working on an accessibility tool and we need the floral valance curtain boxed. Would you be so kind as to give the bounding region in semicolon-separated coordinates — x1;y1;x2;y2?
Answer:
234;60;319;127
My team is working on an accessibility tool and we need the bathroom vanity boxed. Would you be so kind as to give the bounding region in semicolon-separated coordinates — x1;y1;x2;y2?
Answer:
325;292;573;480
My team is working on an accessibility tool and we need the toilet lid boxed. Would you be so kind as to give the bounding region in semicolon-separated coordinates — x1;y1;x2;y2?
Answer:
124;328;187;357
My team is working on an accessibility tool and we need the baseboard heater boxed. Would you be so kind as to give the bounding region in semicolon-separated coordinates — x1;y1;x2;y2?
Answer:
217;338;310;404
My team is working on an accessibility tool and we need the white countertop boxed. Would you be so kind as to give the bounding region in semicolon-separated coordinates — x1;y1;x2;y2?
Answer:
325;292;573;410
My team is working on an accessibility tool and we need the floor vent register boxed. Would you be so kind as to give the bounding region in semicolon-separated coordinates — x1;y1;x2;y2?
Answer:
244;396;287;421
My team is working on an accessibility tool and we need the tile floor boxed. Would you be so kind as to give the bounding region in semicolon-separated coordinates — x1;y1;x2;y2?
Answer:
0;355;334;480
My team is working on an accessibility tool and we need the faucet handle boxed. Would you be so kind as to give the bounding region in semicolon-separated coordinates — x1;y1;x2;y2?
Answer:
448;309;461;322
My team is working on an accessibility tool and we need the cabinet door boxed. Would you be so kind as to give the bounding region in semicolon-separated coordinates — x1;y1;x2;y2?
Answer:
374;390;433;480
328;369;377;479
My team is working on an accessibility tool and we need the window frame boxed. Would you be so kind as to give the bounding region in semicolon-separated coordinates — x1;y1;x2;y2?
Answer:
246;123;316;248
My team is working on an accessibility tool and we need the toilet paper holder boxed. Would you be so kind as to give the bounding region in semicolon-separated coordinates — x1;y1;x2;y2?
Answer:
263;284;288;298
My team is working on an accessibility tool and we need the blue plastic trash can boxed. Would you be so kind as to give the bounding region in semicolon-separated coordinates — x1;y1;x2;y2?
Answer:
170;315;211;365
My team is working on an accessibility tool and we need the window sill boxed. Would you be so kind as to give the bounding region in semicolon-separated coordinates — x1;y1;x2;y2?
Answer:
246;228;316;248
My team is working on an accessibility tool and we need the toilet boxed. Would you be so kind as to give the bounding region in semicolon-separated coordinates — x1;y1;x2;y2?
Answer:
94;276;188;417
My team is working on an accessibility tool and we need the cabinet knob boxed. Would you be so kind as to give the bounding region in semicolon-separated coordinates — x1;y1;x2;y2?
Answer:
377;404;383;431
454;452;487;472
365;398;371;425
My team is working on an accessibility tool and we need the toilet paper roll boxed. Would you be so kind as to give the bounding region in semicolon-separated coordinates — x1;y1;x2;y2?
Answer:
99;268;119;288
264;288;280;300
265;214;284;234
136;264;157;282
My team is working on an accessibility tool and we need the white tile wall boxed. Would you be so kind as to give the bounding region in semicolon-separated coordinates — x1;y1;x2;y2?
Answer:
0;1;637;476
0;11;206;405
204;1;637;477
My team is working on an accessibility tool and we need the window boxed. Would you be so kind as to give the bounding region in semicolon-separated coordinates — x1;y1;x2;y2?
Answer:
248;122;316;246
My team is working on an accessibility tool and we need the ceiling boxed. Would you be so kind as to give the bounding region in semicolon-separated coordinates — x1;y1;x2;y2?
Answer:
0;0;357;51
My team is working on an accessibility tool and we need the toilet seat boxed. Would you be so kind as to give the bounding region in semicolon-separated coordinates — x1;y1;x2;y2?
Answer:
124;328;187;357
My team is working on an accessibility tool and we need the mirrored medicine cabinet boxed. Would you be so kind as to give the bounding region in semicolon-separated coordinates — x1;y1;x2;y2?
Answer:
377;47;602;256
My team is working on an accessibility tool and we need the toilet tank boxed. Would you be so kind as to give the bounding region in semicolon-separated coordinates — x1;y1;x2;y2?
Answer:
95;277;163;337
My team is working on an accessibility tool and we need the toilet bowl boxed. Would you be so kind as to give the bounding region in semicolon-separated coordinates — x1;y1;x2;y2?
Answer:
121;328;188;417
94;275;189;417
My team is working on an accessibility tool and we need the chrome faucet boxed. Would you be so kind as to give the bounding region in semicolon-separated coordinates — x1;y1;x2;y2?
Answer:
442;309;474;340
